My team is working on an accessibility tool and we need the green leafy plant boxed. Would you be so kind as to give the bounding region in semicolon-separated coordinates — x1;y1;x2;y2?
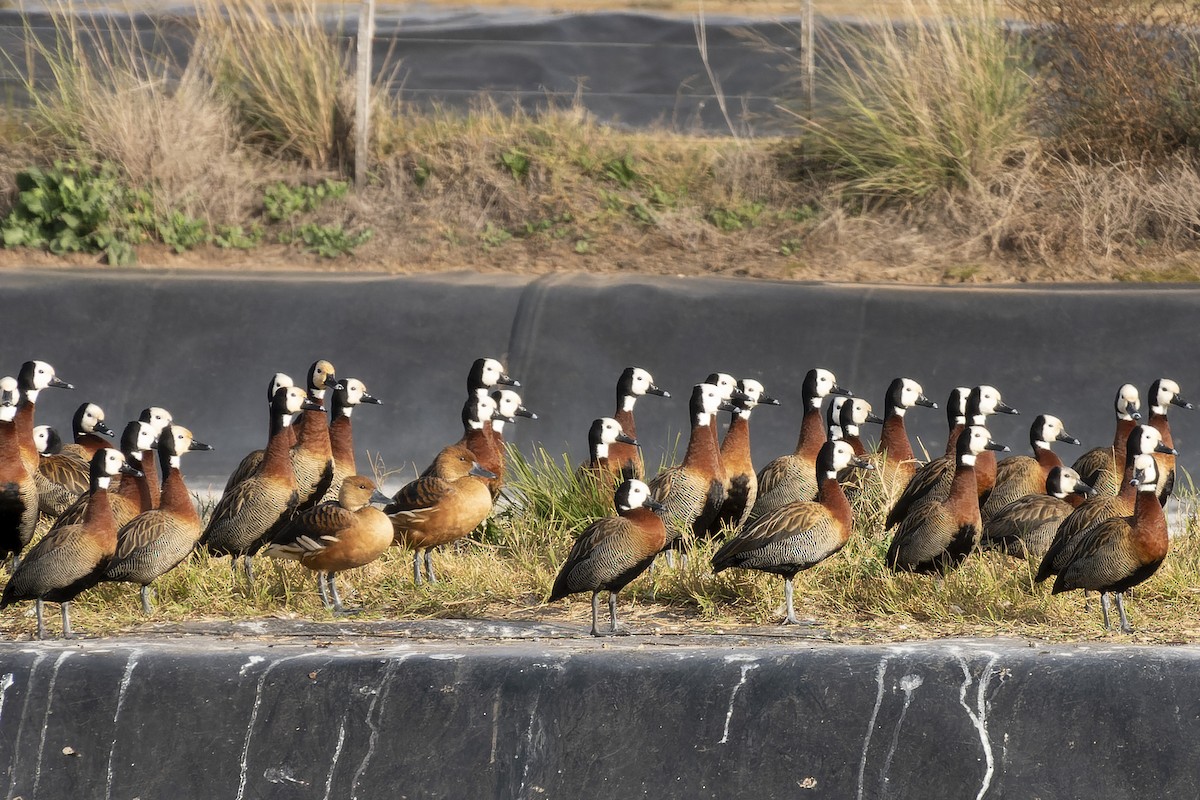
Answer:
157;210;208;253
498;149;531;181
602;154;640;188
279;222;372;258
480;222;513;249
213;224;264;249
262;179;349;221
707;202;764;232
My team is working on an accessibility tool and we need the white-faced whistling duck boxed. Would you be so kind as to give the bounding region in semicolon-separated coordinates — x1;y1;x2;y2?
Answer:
264;474;392;613
941;386;971;457
1036;425;1175;587
386;443;497;585
609;367;670;482
885;385;1018;530
876;377;937;505
886;425;1009;575
290;359;339;511
37;402;116;516
2;448;140;639
578;417;639;490
714;440;873;624
200;386;318;587
421;394;511;482
486;387;538;499
699;372;749;538
1145;377;1192;505
548;478;667;636
136;406;174;507
104;425;213;614
647;383;735;562
981;414;1080;522
468;356;519;400
321;377;382;504
223;372;293;493
836;397;883;457
0;378;39;568
750;368;852;523
11;360;73;474
32;425;61;456
1071;383;1140;498
1050;453;1168;633
981;466;1094;559
715;378;779;535
53;420;157;530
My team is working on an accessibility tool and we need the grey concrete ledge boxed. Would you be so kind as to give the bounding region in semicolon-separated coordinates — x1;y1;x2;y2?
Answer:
0;631;1197;798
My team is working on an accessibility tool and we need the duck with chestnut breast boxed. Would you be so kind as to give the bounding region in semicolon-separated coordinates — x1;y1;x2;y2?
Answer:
1036;425;1175;586
386;444;497;585
749;368;853;523
981;467;1094;559
1145;377;1193;504
941;387;972;457
420;394;512;482
0;378;39;568
1071;384;1141;498
7;360;73;475
290;359;339;511
885;385;1019;530
874;377;938;505
135;407;174;507
1;448;141;639
981;414;1081;522
549;479;667;636
713;440;873;625
37;403;120;512
320;378;382;504
104;426;213;614
698;372;750;538
578;417;639;491
485;387;538;499
56;402;115;460
467;356;520;399
887;426;1009;575
1051;454;1168;633
52;420;158;530
200;386;319;586
264;475;392;614
647;383;735;560
609;367;670;481
223;372;294;493
714;379;780;535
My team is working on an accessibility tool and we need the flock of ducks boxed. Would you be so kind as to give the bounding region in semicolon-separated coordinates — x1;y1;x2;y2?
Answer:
0;357;1188;638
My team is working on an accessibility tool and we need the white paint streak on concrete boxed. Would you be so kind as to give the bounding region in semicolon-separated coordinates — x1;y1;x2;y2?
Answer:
488;689;502;766
428;653;463;661
239;656;265;676
7;652;47;800
350;654;410;800
0;674;14;727
322;717;348;800
718;662;759;745
856;655;890;800
880;674;924;790
31;651;72;799
957;653;1001;800
235;654;307;800
105;649;142;800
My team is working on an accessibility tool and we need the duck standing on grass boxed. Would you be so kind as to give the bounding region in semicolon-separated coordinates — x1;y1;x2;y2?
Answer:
549;479;666;636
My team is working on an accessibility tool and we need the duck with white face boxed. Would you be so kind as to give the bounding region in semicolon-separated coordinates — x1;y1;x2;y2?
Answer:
321;377;383;504
981;413;1081;522
1145;377;1193;504
468;357;519;399
12;360;73;473
60;402;116;460
610;366;670;482
982;466;1095;560
713;378;780;535
579;417;639;489
1072;383;1142;497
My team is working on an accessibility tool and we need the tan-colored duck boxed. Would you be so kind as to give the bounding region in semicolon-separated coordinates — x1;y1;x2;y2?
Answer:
223;372;294;493
608;367;670;481
981;466;1094;559
1051;454;1168;633
548;479;667;636
887;426;1008;574
421;394;511;482
714;378;779;535
648;383;735;560
981;414;1080;522
1;448;140;638
200;386;319;586
1145;377;1192;504
386;443;497;585
0;377;39;568
1071;384;1140;498
885;385;1019;530
103;425;212;613
320;377;382;504
264;475;392;613
750;368;853;522
713;440;872;624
